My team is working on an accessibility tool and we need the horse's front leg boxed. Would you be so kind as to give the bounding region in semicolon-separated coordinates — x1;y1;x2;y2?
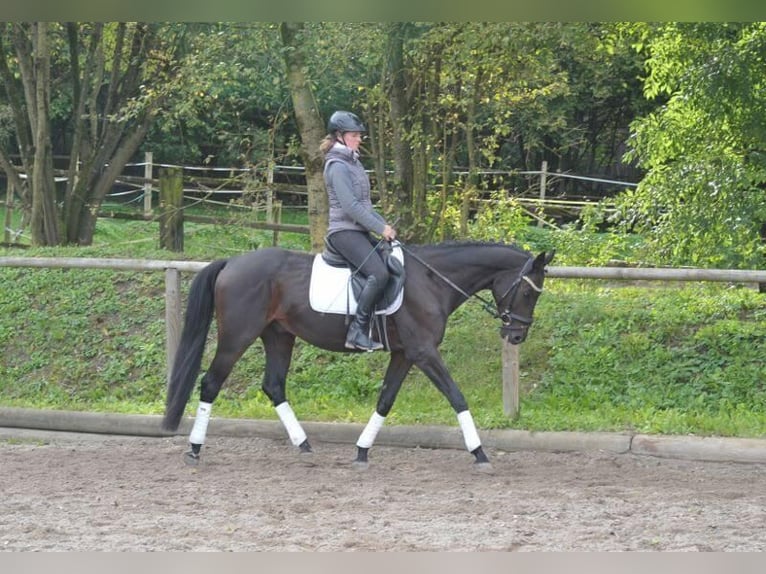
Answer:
414;349;492;469
354;351;413;469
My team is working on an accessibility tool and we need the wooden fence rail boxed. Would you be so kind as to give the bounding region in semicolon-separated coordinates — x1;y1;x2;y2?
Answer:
2;256;765;419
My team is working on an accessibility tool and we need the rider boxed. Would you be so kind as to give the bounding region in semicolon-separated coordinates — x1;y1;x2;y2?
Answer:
320;110;397;351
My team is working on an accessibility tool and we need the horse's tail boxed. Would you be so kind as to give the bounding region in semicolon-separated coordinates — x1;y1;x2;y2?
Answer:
162;258;228;431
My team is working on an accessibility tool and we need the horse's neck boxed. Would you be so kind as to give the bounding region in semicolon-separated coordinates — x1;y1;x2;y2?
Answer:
420;243;524;295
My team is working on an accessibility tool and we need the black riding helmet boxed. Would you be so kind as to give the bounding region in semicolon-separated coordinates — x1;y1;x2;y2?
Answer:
327;110;366;134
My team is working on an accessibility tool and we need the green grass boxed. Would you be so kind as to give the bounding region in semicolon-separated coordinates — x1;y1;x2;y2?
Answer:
1;205;765;438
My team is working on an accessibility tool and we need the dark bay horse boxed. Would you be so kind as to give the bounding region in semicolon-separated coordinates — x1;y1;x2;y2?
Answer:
162;241;554;468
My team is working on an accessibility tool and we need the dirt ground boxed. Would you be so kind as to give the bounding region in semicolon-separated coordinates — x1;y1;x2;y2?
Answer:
2;431;765;551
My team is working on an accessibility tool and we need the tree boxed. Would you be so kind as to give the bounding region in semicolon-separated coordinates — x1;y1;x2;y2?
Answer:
142;23;292;166
279;22;327;253
0;23;652;247
383;22;417;235
622;22;766;270
0;22;181;245
368;23;571;240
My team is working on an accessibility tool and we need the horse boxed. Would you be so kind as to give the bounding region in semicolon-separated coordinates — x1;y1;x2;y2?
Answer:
162;240;554;469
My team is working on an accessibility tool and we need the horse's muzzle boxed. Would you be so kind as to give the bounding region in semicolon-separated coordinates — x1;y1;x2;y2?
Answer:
500;325;528;345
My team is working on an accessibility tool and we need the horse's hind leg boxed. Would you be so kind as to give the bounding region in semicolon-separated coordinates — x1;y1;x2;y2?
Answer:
260;326;312;454
185;359;230;464
185;347;243;464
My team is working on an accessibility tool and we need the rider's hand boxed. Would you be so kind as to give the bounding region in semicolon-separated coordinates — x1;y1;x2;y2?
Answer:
382;224;397;242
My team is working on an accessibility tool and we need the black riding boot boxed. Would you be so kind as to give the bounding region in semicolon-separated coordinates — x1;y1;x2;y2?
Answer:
345;276;384;351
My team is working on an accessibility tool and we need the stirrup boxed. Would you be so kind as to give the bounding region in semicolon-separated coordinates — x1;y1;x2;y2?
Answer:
345;338;384;352
345;331;384;351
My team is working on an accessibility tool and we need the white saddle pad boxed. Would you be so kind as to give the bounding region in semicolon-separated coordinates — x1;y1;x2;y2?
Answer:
309;245;404;315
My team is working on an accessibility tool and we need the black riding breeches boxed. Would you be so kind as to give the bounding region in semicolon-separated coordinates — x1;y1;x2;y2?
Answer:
326;230;390;287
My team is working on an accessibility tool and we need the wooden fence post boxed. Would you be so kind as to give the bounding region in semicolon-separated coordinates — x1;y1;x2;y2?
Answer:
502;340;520;419
143;151;153;216
159;167;184;252
164;267;182;388
266;161;275;223
272;200;282;246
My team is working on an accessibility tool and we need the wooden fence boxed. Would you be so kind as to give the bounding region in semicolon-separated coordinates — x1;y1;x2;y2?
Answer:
2;153;637;247
134;164;310;251
2;255;765;419
123;153;630;213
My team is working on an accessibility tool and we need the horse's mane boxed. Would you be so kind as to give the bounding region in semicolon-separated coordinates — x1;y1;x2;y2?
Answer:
408;239;531;257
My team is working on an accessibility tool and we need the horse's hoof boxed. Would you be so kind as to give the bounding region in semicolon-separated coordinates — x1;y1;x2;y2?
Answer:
351;460;369;472
183;451;200;467
298;439;313;454
473;461;494;474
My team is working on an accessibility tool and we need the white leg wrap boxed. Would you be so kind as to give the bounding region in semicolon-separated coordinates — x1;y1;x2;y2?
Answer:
457;410;482;452
189;401;212;445
356;411;386;449
275;402;308;446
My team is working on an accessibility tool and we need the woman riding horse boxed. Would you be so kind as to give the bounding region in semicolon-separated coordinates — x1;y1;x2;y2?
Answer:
320;110;398;351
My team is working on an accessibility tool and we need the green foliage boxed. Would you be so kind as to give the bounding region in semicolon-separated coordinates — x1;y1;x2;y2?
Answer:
438;190;531;242
144;23;292;165
534;202;648;267
143;22;388;166
622;22;766;268
465;193;530;242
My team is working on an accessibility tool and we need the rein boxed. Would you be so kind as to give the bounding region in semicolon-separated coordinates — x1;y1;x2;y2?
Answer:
397;242;521;319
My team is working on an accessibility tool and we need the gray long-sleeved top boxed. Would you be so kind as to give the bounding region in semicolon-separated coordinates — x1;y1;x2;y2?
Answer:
324;143;386;236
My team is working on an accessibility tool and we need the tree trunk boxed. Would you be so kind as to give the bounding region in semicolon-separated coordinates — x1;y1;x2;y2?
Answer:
461;69;483;237
29;23;60;246
279;22;328;254
368;101;389;213
0;26;33;210
428;122;457;242
69;115;154;245
63;22;102;240
386;23;415;237
65;23;159;246
0;152;25;208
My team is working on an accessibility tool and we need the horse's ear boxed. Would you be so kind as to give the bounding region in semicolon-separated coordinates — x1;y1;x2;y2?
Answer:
535;250;555;267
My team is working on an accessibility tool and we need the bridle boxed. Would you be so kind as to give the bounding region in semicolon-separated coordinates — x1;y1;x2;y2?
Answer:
495;256;544;329
398;243;543;328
